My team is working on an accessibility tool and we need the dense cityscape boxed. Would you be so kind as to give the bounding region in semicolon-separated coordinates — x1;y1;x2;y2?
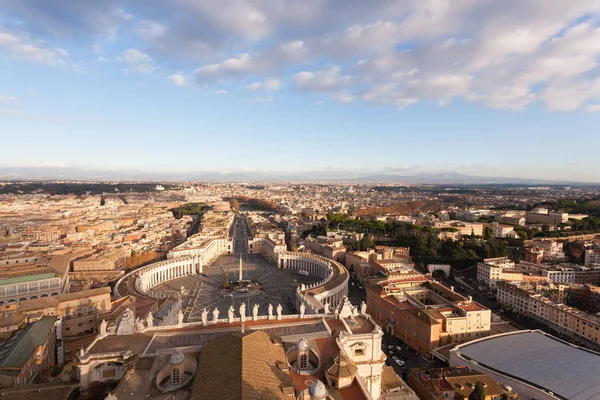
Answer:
2;0;600;399
0;181;599;399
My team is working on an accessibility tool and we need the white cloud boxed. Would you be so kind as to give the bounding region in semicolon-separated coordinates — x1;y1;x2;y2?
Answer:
167;73;189;86
4;0;600;111
120;48;157;74
210;90;228;95
246;78;281;91
0;94;18;102
588;105;600;112
293;66;352;92
0;30;69;67
96;56;111;63
137;20;166;41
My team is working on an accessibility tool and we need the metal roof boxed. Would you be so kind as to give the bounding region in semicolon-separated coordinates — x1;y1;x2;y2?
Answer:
0;316;56;371
0;273;57;286
453;330;600;400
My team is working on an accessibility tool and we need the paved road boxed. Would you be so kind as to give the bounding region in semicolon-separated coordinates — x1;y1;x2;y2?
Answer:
232;216;250;255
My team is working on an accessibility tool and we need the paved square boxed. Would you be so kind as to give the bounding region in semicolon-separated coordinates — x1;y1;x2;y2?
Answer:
153;254;321;322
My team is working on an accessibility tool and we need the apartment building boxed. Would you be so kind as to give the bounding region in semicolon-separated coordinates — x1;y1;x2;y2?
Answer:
525;208;569;225
476;257;520;289
71;248;129;272
497;281;600;349
0;316;58;388
409;366;517;400
519;261;600;285
367;280;491;355
585;249;600;267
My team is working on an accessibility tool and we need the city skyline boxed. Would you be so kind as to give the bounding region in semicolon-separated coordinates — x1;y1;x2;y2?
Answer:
1;1;600;181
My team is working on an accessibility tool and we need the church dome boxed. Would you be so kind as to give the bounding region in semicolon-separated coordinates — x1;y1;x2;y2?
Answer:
169;351;185;365
297;338;310;352
308;380;329;399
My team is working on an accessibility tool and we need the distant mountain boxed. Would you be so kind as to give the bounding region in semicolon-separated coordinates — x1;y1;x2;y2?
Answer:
348;173;597;185
0;166;598;186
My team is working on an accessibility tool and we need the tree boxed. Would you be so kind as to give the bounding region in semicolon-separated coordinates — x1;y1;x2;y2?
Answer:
484;226;494;241
222;271;230;289
360;234;375;251
469;381;486;400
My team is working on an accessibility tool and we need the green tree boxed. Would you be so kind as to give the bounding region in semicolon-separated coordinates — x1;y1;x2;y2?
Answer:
222;271;230;289
484;226;494;241
469;381;486;400
360;234;376;251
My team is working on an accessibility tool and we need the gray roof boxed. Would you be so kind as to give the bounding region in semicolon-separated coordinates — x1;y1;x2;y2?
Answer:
453;330;600;400
0;316;56;372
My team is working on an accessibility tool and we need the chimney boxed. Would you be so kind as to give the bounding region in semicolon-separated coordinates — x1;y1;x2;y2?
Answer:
450;286;454;292
468;296;472;303
241;323;245;334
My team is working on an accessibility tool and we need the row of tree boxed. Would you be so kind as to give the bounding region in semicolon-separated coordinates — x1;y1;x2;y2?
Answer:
169;203;210;219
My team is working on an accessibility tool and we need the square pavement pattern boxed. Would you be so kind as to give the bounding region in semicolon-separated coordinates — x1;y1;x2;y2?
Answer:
153;254;321;322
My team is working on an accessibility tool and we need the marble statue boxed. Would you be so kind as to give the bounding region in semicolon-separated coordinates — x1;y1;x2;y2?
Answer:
324;302;331;314
212;307;220;323
135;317;145;332
252;304;259;321
177;310;184;326
117;308;136;336
360;301;367;315
201;308;209;326
145;312;153;328
99;319;107;335
240;302;247;323
228;306;235;323
277;303;283;320
268;303;274;320
300;302;306;318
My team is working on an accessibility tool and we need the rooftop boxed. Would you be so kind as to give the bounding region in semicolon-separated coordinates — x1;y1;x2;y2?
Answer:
452;330;600;400
0;316;56;371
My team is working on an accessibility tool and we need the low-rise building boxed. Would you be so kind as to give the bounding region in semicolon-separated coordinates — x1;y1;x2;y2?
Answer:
409;366;517;400
0;316;58;388
497;281;600;349
367;279;491;355
476;257;518;289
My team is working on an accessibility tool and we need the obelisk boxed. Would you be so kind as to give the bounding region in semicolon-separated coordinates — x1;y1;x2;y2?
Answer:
239;255;243;282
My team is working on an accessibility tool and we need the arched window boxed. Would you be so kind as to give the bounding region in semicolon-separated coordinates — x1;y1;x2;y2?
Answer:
299;354;308;369
172;368;180;384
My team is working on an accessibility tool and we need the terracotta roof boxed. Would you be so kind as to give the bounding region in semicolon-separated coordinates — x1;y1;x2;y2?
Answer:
190;331;294;400
327;353;357;379
0;383;78;400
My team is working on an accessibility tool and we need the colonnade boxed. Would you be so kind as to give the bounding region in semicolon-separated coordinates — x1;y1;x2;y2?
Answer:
279;252;349;310
135;255;203;294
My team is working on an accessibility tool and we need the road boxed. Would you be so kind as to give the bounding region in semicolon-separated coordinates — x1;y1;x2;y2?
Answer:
231;216;249;255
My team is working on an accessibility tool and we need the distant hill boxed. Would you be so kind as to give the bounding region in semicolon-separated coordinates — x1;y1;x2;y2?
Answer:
348;172;597;185
0;166;598;185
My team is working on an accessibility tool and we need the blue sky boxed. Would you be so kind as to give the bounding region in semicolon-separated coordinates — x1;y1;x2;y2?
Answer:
1;0;599;181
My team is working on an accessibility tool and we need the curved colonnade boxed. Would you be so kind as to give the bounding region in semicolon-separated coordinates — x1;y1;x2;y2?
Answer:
278;252;349;311
133;251;349;314
134;255;203;295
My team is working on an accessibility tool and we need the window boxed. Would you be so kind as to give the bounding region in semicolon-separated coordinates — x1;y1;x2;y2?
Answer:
299;354;308;369
354;348;365;357
172;368;180;384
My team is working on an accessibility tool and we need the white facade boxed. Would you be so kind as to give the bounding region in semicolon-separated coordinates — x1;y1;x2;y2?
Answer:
476;258;516;289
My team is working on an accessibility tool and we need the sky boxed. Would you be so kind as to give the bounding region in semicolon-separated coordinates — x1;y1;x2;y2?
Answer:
0;0;600;182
